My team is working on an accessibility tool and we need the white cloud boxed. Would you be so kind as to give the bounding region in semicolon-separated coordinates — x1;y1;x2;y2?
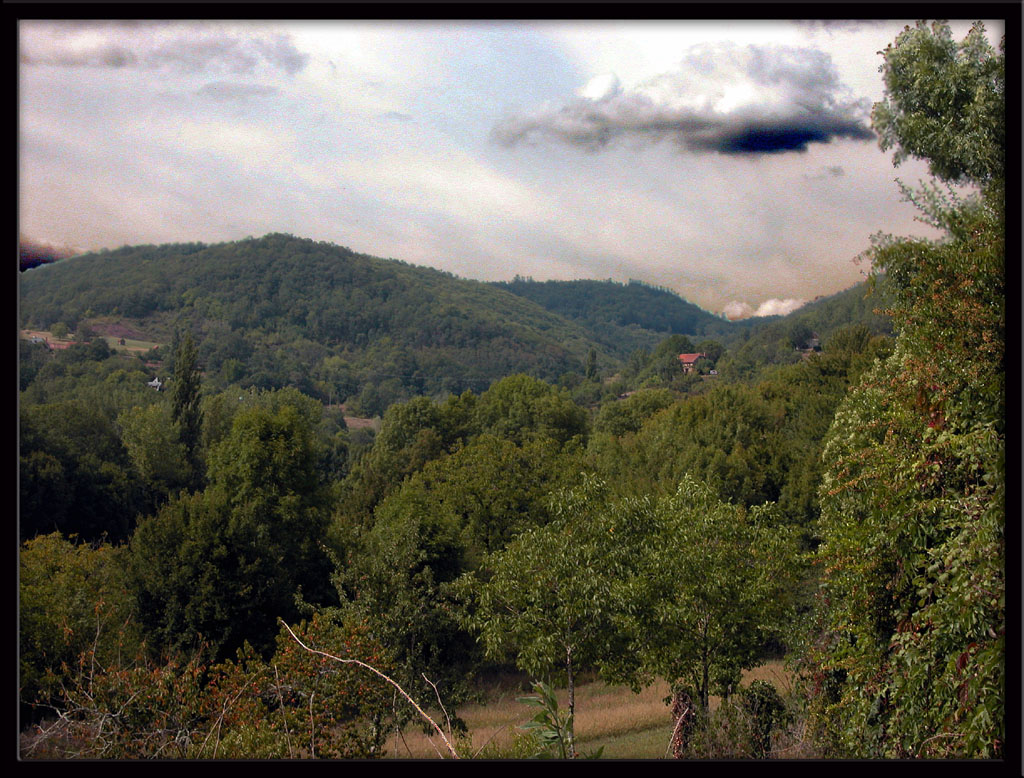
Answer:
21;21;309;75
578;72;621;101
723;297;806;320
492;41;873;155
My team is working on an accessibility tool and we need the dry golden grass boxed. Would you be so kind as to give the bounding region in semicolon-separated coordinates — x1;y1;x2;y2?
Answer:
386;660;791;759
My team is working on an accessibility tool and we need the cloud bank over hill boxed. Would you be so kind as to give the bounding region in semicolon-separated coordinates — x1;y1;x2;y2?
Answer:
21;19;978;315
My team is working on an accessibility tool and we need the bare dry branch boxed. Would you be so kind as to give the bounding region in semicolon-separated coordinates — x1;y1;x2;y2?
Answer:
279;618;459;758
274;663;294;758
422;673;454;742
309;691;316;759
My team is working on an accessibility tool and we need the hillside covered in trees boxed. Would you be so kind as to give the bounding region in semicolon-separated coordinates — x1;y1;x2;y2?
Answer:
491;276;742;353
19;228;892;415
19;20;1005;762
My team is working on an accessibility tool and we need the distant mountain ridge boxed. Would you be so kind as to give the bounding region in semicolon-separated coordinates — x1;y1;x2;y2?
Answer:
489;277;735;355
19;234;699;413
19;233;886;412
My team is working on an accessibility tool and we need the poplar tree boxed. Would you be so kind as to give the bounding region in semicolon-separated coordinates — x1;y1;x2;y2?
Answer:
171;330;204;488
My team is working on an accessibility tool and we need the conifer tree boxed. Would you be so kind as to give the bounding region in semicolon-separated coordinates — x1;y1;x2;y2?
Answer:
171;330;204;488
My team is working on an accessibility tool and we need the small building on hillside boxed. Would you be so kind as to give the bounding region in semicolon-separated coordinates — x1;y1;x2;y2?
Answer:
678;352;707;374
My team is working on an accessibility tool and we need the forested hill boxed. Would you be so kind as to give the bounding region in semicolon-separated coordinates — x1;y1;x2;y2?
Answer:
19;234;637;414
490;277;734;353
19;232;891;413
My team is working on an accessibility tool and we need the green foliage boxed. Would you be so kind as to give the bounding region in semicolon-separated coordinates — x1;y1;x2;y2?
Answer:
117;402;190;506
680;681;795;759
588;338;889;537
493;277;727;358
606;477;802;713
463;475;618;673
517;681;580;759
620;383;787;507
459;475;621;755
21;613;395;759
474;374;588;446
201;613;395;759
18;22;1008;759
19;534;142;719
334;391;478;528
594;388;676;437
20;401;145;542
809;346;1004;757
19;339;51;390
128;401;335;661
715;282;892;382
872;21;1004;186
171;330;204;486
419;434;578;564
740;680;789;758
335;417;584;710
19;234;618;411
805;20;1004;758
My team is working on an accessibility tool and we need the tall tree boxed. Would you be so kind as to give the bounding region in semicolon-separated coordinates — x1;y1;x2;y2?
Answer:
172;330;204;488
872;21;1004;186
128;402;335;660
806;20;1005;758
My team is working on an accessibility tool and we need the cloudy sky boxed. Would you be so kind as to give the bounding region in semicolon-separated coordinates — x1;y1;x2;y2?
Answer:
18;17;1002;318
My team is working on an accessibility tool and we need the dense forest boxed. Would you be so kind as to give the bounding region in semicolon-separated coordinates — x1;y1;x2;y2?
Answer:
18;22;1005;760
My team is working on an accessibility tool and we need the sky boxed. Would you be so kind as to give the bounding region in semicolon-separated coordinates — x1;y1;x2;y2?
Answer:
18;17;1004;319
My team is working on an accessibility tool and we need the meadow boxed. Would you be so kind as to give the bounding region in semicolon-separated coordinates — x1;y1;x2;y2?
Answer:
389;661;794;759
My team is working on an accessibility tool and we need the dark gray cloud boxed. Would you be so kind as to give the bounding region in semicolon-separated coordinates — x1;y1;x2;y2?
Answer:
493;42;874;156
21;25;309;76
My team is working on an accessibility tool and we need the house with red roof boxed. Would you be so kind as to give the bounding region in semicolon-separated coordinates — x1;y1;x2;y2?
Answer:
678;352;707;374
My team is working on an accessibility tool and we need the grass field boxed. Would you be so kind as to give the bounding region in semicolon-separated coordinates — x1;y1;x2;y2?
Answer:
21;329;160;355
101;336;161;354
386;661;792;760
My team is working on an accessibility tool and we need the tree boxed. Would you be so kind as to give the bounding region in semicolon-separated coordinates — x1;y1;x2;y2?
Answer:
805;20;1005;758
872;21;1004;186
172;330;204;487
593;387;675;438
474;374;587;446
118;402;190;507
338;477;476;716
20;401;144;542
21;612;398;759
458;475;623;757
20;534;143;721
605;476;801;718
128;403;335;660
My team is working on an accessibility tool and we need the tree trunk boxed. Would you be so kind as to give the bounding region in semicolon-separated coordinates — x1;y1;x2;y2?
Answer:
670;686;697;759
